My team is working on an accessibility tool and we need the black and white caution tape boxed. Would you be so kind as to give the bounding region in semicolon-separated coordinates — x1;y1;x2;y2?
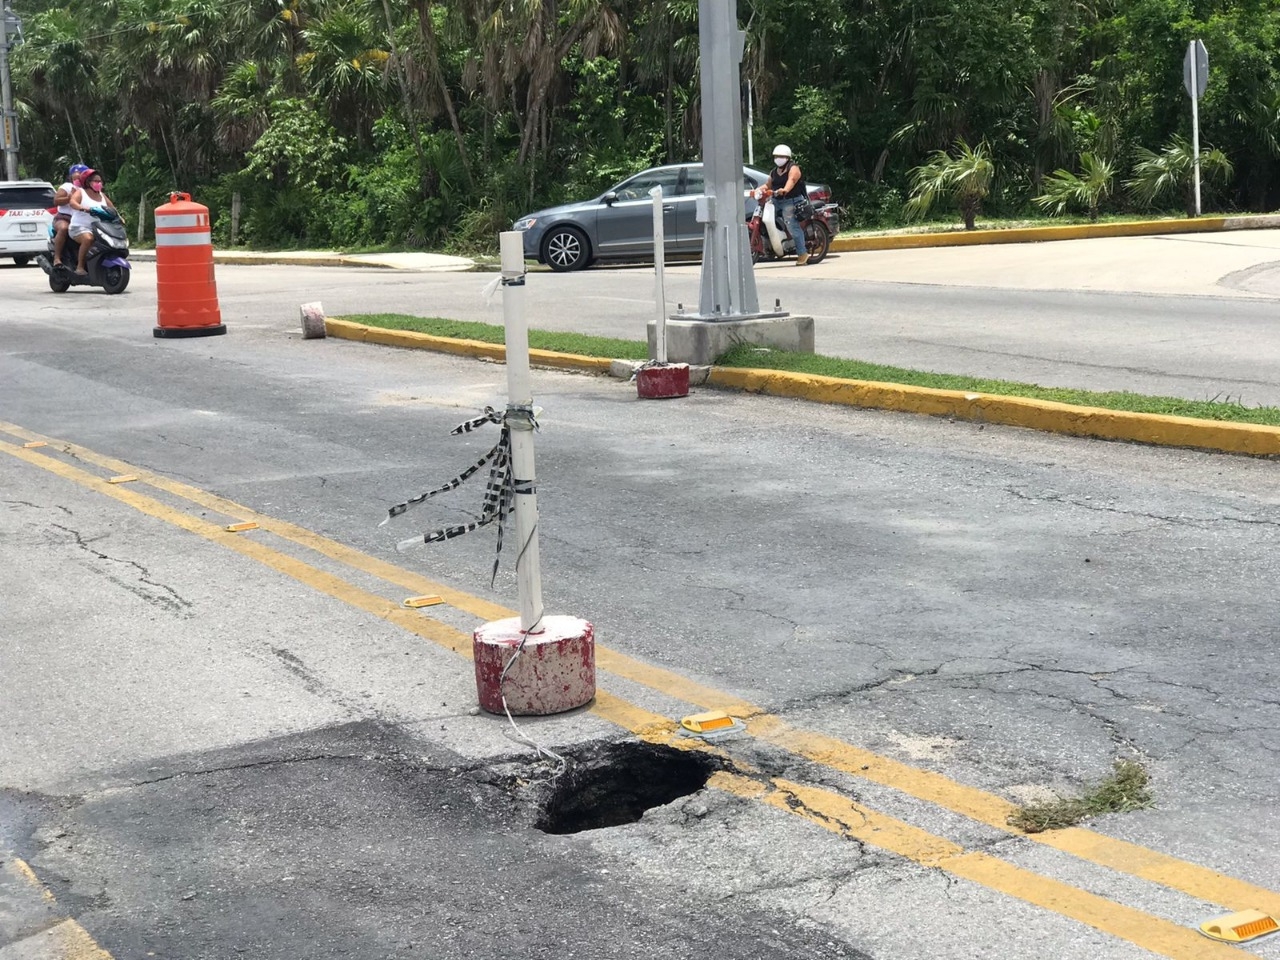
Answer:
381;405;539;584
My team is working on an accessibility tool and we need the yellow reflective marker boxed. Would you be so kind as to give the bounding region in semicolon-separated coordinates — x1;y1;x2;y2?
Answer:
22;441;47;449
681;709;737;734
403;595;445;608
107;475;138;484
1200;909;1280;943
225;522;260;533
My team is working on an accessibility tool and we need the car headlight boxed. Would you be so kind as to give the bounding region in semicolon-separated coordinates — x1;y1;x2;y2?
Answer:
512;217;538;231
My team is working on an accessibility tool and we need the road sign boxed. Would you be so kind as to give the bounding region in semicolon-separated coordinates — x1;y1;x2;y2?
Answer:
1183;39;1208;99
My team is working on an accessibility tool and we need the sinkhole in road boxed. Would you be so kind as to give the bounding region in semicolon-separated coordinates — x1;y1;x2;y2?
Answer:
535;741;721;835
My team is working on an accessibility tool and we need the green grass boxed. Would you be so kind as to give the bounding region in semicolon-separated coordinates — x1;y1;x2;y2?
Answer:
344;313;650;360
340;314;1280;427
1008;761;1154;833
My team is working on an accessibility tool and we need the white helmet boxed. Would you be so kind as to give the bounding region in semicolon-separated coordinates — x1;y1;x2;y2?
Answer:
772;145;792;160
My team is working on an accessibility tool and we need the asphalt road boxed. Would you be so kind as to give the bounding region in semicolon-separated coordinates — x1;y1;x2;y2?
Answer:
8;228;1280;405
3;248;1280;959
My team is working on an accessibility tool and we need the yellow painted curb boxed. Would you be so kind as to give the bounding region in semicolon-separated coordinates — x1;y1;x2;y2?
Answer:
828;214;1280;253
709;367;1280;457
324;319;1280;457
323;318;614;373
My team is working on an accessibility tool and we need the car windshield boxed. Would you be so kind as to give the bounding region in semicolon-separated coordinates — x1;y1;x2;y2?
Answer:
609;169;680;202
0;185;55;209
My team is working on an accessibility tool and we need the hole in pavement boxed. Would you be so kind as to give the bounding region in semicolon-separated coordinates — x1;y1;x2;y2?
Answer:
535;741;721;835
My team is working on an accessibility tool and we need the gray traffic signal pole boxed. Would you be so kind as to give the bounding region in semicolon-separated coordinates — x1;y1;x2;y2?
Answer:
0;0;18;180
693;0;760;319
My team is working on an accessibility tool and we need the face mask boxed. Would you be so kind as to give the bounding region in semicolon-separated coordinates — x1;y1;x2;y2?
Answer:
91;181;103;189
774;157;787;166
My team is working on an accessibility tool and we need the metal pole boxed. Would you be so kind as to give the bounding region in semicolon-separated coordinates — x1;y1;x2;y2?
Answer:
695;0;759;319
1190;41;1202;217
0;0;19;181
746;80;754;166
499;230;543;632
650;186;667;363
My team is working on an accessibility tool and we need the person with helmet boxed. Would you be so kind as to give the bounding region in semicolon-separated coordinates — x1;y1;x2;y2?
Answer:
767;145;810;266
68;168;118;275
51;163;90;268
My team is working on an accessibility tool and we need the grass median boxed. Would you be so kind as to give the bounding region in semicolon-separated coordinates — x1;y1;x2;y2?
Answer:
344;313;1280;427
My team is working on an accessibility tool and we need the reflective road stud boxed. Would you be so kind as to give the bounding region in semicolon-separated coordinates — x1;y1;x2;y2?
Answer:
1200;910;1280;943
153;193;226;339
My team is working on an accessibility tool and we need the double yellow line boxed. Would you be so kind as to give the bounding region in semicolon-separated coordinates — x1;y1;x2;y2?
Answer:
2;419;1275;960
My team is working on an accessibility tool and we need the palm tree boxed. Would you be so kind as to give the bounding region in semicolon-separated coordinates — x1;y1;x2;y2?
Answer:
1034;153;1115;221
1125;135;1233;217
904;139;994;230
299;1;392;144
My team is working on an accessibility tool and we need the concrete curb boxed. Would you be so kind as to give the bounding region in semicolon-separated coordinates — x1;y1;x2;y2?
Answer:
323;319;1280;458
831;213;1280;253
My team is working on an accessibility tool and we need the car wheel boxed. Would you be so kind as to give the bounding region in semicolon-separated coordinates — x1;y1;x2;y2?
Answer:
12;254;31;267
542;226;590;272
804;221;831;264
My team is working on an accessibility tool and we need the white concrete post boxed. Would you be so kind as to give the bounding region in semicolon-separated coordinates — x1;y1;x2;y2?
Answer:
499;231;543;632
650;185;668;363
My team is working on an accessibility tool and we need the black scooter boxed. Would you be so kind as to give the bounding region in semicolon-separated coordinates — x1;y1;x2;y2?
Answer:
38;209;131;295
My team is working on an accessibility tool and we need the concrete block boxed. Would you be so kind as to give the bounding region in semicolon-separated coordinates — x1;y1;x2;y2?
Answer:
647;316;814;366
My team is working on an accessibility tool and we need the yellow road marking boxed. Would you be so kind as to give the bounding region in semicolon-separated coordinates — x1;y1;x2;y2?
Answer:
3;426;1279;930
711;773;1261;960
4;856;114;958
7;856;56;903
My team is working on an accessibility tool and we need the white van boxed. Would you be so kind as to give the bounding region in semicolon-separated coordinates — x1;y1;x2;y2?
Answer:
0;180;56;266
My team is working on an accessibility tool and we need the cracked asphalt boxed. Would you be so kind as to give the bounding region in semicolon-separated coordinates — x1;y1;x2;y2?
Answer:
2;260;1280;959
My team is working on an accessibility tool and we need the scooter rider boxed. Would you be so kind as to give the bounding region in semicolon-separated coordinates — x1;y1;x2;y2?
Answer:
52;163;89;268
68;169;118;275
768;145;809;266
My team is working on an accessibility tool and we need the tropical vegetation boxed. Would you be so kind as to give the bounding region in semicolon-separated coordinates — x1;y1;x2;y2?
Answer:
8;0;1280;250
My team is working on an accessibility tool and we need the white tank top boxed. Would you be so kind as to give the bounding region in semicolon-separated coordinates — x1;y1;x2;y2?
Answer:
57;182;76;217
70;189;110;230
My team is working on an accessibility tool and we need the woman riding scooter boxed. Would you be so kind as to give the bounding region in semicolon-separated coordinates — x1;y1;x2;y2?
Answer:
68;169;118;275
52;161;90;267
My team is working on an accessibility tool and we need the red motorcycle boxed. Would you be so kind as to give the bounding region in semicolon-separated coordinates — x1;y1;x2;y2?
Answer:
747;185;836;265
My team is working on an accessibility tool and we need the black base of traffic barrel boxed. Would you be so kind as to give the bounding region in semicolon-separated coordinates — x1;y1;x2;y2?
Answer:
153;324;228;339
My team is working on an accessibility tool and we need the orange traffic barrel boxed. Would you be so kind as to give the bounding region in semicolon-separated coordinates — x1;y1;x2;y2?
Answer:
153;193;226;339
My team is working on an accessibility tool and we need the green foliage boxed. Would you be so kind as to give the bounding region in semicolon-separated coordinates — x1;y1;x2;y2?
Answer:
905;140;996;230
9;0;1280;245
1126;135;1234;215
1035;153;1116;220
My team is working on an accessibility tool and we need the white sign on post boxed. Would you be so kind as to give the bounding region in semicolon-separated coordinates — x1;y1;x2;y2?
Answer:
1183;39;1208;216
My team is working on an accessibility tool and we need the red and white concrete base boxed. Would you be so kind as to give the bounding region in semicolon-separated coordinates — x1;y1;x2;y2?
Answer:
636;363;690;399
473;615;596;715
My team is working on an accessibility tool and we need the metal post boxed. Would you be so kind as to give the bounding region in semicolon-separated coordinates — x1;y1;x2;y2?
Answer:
694;0;759;319
499;230;543;632
650;185;667;363
0;0;19;181
746;80;754;166
1190;41;1202;217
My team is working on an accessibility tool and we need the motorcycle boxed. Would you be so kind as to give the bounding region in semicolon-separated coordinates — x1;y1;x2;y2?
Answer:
747;185;837;265
38;208;131;295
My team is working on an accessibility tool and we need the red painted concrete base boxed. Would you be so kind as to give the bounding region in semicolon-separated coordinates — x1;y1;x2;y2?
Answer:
636;363;690;399
473;615;596;715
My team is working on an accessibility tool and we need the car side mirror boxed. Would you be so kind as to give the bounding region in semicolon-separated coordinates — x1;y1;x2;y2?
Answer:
602;191;618;205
